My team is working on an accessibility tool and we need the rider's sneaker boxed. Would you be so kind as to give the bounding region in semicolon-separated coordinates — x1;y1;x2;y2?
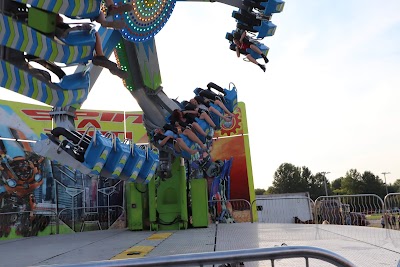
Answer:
262;54;269;64
107;4;133;16
224;115;232;122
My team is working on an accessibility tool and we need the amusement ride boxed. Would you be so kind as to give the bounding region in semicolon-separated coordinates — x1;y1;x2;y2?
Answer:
0;0;284;232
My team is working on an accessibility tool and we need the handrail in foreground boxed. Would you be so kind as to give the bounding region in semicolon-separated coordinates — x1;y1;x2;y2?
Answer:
34;246;356;267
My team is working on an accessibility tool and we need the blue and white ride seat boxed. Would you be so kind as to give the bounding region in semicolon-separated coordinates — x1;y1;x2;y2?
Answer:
58;71;90;92
177;132;199;160
55;23;97;63
24;0;102;19
103;137;130;179
194;117;213;143
137;147;159;184
83;130;113;175
57;25;96;46
261;0;285;15
151;129;179;157
222;85;238;114
254;20;277;39
193;83;237;115
160;129;181;153
232;9;264;32
120;143;146;182
208;103;223;128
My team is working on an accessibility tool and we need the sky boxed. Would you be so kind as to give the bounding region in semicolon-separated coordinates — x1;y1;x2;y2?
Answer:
1;0;400;189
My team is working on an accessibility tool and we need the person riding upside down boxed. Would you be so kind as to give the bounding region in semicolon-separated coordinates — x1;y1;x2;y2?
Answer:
232;30;269;72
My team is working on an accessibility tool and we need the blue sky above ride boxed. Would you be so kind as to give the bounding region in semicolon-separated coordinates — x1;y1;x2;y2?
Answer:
114;0;177;43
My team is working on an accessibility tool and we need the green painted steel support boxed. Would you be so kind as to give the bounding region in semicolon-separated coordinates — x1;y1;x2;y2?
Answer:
148;177;158;231
149;158;188;231
126;183;147;231
190;178;209;228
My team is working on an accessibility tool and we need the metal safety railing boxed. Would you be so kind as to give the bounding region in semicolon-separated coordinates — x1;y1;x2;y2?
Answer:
58;205;125;232
208;198;252;223
0;210;58;237
314;194;383;226
383;193;400;230
35;246;356;267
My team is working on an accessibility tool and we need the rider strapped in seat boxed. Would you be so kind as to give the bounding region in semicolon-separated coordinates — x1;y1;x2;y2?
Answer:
55;15;128;79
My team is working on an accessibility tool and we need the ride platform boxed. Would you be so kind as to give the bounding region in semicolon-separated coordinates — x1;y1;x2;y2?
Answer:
0;223;399;266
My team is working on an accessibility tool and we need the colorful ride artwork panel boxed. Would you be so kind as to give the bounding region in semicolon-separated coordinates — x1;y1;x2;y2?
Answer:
0;100;254;239
0;100;143;239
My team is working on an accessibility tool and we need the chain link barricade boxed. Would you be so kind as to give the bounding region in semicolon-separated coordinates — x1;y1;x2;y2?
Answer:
58;205;125;232
251;197;315;224
383;193;400;230
208;199;252;223
314;194;383;226
0;209;58;238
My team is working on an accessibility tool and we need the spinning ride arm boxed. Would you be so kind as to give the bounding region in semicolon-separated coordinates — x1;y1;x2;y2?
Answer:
113;38;179;130
0;0;242;182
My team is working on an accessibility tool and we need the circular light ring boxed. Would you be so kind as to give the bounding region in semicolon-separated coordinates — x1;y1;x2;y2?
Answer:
114;0;176;43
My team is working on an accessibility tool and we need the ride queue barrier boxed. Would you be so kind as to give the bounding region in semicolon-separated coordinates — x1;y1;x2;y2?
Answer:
250;194;388;226
2;194;398;238
383;193;400;230
314;194;384;227
0;210;58;237
34;246;356;267
58;205;125;233
208;198;252;223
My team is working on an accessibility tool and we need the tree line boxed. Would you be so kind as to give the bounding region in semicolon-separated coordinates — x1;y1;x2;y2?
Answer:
255;163;400;200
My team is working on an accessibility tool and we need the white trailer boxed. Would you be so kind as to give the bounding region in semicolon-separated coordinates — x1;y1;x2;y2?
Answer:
255;192;313;223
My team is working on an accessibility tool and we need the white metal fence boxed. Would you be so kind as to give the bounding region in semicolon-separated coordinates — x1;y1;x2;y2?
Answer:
208;198;252;223
250;194;395;227
58;205;125;232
